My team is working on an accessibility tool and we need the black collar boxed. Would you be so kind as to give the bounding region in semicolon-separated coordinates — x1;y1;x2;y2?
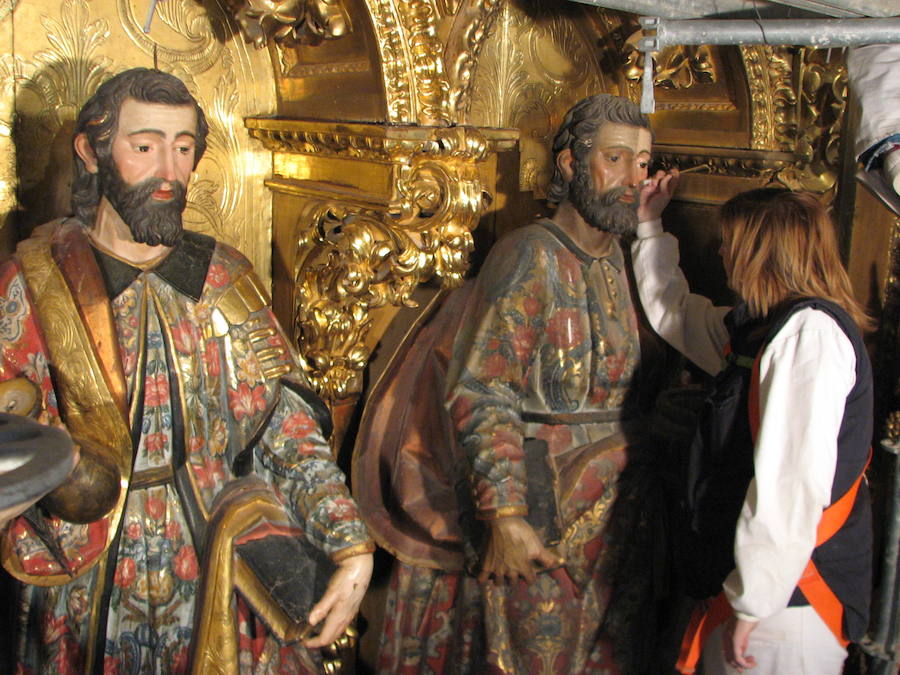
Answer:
91;231;216;302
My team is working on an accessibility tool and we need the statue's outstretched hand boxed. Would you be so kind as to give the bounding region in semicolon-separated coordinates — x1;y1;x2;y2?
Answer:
304;551;373;649
637;169;680;223
478;516;563;585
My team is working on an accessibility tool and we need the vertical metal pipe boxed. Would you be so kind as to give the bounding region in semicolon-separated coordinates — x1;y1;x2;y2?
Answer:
641;51;655;114
874;443;899;643
883;445;900;666
864;441;900;672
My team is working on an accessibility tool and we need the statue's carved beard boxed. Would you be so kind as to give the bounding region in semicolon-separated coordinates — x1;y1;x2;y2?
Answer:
98;160;187;247
568;159;639;236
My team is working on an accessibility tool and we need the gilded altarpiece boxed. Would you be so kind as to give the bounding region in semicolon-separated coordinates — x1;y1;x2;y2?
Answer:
257;0;872;428
3;0;899;670
3;0;886;461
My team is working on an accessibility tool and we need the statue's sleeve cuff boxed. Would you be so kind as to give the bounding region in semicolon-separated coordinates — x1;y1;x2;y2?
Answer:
329;540;376;563
476;505;528;520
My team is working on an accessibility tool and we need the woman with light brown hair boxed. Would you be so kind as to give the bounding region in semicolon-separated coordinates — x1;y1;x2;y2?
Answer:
718;189;873;332
633;184;874;674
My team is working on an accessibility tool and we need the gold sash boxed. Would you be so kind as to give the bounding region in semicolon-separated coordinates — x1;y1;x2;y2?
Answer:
1;223;132;586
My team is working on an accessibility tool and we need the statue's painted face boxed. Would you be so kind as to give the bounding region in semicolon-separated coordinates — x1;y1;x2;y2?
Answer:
110;98;197;189
585;122;651;196
569;122;652;235
99;98;198;246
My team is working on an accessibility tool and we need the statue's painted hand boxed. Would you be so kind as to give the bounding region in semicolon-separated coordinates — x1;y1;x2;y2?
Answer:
478;516;563;585
304;551;373;649
0;377;41;417
637;168;679;223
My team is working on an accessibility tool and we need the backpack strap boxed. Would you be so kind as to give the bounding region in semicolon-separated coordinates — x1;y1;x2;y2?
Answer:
675;592;732;673
748;350;763;444
795;447;871;648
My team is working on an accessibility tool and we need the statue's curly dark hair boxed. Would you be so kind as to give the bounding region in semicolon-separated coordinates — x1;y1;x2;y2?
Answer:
546;94;650;205
71;68;209;225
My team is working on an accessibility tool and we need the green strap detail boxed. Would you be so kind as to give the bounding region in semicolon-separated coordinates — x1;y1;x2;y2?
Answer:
725;352;756;369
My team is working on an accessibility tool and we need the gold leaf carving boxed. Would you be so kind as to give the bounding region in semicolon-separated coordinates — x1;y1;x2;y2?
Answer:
886;410;900;444
183;52;244;239
276;48;368;78
395;0;451;125
624;36;718;91
247;118;508;163
528;17;599;90
290;126;493;399
741;45;795;152
652;147;792;179
294;204;416;398
773;48;847;196
445;0;503;122
435;0;460;13
468;2;607;196
363;0;467;125
366;0;414;123
884;216;900;309
0;54;32;216
659;102;737;112
224;0;352;48
656;45;717;88
469;20;530;128
28;0;112;120
11;0;112;201
1;0;18;22
117;0;223;75
878;213;900;444
192;81;275;281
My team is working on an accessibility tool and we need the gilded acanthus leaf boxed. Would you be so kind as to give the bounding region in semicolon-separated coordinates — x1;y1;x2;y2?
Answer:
224;0;352;48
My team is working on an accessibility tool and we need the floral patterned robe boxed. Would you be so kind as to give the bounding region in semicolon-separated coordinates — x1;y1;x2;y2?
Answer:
0;220;370;674
379;220;655;674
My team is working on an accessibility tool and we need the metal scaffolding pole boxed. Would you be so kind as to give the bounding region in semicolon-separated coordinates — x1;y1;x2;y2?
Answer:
570;0;900;19
863;440;900;673
637;17;900;112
